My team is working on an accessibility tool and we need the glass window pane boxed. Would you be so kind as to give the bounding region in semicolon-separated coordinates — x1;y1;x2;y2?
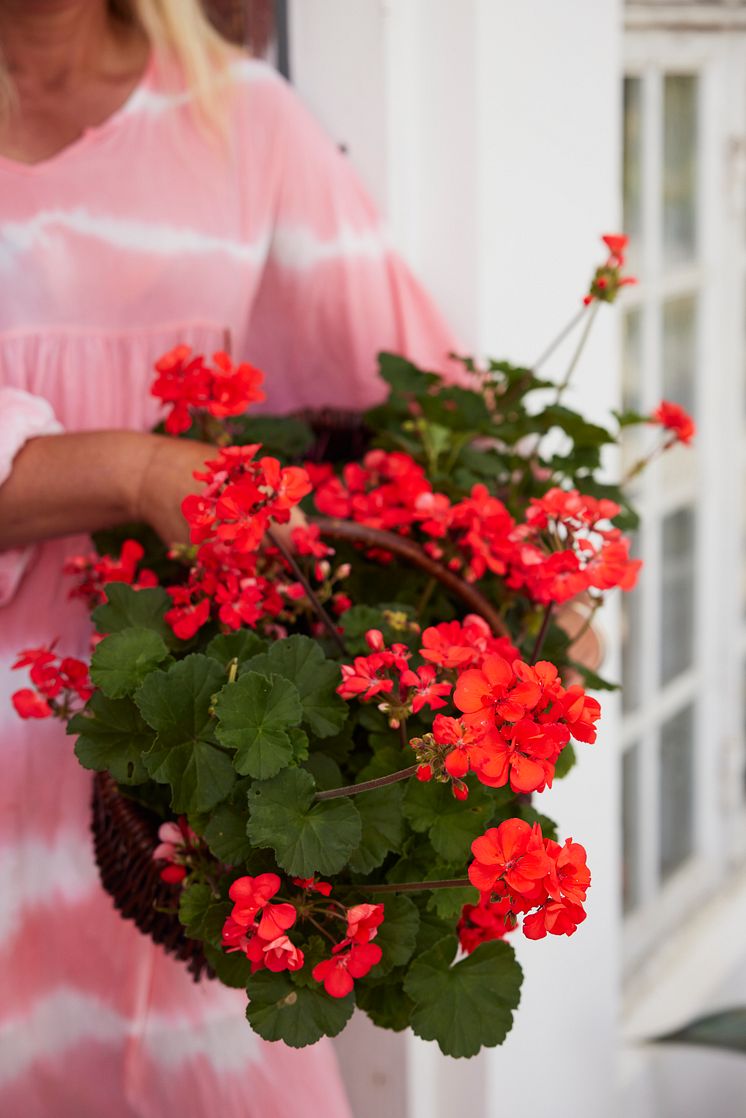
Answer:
662;295;697;415
623;76;643;269
622;532;643;713
660;507;695;684
662;74;698;266
622;308;643;414
659;705;695;880
622;744;641;913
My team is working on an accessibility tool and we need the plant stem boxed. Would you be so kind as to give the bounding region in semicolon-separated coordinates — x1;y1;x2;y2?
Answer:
266;527;348;656
416;576;438;620
305;914;337;943
351;877;472;895
530;603;554;664
314;765;419;801
532;305;588;372
555;300;599;400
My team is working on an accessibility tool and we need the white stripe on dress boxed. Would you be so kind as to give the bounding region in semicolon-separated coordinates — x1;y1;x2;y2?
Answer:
0;987;260;1085
0;833;100;944
0;208;389;272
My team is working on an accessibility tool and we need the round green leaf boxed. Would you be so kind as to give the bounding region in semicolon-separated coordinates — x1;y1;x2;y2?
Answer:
347;784;405;875
403;778;494;863
247;768;361;877
203;801;253;865
90;627;169;699
370;894;420;975
404;936;523;1058
92;583;174;643
68;691;154;785
245;971;354;1047
206;631;267;668
214;672;303;779
244;635;348;738
136;654;235;814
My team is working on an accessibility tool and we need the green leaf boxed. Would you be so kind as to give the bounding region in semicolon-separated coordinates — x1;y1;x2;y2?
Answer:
653;1009;746;1054
244;635;348;738
203;943;252;988
356;972;414;1032
136;654;235;813
206;631;267;668
403;779;493;862
92;583;175;643
415;908;453;954
375;352;439;398
404;936;523;1057
517;804;558;843
538;404;616;449
245;970;355;1048
348;784;405;874
370;894;420;975
553;742;577;780
90;627;169;699
247;768;361;877
426;884;478;921
614;408;651;429
230;414;314;459
302;752;342;791
69;692;154;785
178;883;229;947
214;671;303;779
566;661;621;692
203;800;253;865
206;635;268;666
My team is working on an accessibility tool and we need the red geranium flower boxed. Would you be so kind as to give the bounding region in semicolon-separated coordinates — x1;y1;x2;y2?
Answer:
652;400;695;445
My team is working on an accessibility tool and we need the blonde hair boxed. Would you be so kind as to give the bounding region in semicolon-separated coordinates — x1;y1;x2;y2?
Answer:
1;0;238;131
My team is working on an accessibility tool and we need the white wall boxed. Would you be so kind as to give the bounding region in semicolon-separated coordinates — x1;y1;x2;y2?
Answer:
289;3;623;1116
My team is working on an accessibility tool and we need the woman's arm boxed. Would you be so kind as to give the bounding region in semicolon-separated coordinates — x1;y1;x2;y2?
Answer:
0;430;214;550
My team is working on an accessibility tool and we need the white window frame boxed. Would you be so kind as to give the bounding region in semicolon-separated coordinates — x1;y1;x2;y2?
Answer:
621;24;746;979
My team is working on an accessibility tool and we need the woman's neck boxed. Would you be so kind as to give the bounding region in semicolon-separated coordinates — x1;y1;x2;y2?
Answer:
0;1;141;92
0;1;150;165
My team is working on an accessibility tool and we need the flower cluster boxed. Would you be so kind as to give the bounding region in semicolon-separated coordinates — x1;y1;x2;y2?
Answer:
152;817;202;884
152;346;266;436
220;875;384;995
337;627;452;728
339;627;600;797
312;903;384;998
583;233;637;306
222;874;305;974
11;646;92;719
166;445;314;639
468;819;591;940
506;487;641;605
310;448;638;602
64;539;158;607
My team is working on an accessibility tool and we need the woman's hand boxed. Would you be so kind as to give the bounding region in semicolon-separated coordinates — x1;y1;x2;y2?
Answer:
130;435;215;547
131;434;307;550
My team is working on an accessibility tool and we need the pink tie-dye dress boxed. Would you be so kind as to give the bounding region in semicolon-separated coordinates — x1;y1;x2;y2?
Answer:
0;55;457;1116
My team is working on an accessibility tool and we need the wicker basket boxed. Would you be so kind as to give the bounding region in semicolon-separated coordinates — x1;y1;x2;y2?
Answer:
91;771;213;980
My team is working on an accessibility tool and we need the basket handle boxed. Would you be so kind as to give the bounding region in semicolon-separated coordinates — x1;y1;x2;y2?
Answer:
310;516;509;639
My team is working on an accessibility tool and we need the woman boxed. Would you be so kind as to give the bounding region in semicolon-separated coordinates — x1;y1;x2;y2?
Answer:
0;1;458;1115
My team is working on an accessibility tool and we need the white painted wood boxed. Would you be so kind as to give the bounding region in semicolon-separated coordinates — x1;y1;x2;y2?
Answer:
288;4;622;1117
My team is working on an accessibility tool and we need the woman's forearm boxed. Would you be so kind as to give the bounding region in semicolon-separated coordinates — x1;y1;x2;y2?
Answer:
0;430;153;549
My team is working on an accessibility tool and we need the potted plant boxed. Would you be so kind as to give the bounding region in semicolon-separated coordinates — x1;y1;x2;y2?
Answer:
11;234;694;1057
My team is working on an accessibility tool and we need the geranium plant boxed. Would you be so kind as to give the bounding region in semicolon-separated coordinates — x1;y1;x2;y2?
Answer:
12;235;693;1057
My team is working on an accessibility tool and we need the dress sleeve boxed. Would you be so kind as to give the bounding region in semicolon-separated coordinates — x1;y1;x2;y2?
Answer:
0;388;63;605
242;71;466;415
